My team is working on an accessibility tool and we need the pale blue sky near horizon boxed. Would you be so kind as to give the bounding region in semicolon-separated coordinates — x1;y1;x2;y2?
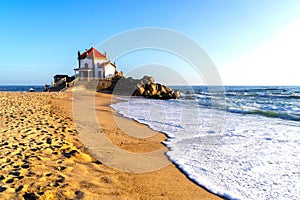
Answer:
0;0;300;85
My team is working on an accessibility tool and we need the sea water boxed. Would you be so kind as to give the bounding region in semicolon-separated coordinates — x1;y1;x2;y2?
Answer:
111;86;300;200
0;85;44;92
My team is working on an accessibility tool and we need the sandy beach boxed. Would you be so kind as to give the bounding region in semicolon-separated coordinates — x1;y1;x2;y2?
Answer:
0;92;221;199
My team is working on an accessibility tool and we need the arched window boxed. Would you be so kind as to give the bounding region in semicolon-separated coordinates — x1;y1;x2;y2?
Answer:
85;63;88;68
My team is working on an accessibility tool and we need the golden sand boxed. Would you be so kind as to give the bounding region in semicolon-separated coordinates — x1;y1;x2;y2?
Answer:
0;92;221;199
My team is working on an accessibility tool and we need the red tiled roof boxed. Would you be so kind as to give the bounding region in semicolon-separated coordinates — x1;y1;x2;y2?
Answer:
78;47;106;59
97;61;110;67
97;62;117;68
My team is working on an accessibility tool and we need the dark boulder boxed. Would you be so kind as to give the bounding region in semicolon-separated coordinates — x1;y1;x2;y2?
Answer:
97;75;180;100
133;82;180;100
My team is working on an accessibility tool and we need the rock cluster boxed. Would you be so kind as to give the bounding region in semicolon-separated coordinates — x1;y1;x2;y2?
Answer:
133;82;180;99
112;76;180;99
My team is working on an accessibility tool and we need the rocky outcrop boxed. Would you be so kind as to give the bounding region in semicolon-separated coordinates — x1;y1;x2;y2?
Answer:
133;83;180;100
98;75;180;100
112;76;154;95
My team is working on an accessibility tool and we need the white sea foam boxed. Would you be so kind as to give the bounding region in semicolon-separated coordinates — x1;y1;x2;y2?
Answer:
111;97;300;200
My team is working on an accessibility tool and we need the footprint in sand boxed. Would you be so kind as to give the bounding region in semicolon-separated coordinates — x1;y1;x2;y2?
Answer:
15;185;23;192
21;163;30;169
0;186;7;192
62;149;78;158
6;178;14;184
23;192;37;200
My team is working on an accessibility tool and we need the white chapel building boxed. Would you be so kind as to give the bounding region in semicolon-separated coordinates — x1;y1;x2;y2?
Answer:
74;47;116;80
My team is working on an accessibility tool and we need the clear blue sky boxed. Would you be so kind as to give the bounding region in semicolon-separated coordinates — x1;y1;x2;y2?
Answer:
0;0;300;85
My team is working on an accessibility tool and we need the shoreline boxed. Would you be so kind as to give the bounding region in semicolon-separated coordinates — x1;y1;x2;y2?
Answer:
0;91;221;199
83;92;222;199
108;95;227;199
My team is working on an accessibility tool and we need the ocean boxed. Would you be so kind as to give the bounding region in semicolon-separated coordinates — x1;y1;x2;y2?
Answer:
111;86;300;200
0;85;44;92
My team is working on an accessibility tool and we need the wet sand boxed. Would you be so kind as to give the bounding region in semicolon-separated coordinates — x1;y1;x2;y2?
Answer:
0;92;221;199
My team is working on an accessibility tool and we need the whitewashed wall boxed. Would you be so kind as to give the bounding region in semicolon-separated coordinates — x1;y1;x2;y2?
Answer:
94;60;106;78
80;58;93;68
78;57;115;79
104;64;116;78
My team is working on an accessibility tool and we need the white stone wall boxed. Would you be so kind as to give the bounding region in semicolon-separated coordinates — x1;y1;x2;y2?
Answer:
104;63;116;78
94;60;107;78
96;68;104;78
78;56;115;79
80;58;93;69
